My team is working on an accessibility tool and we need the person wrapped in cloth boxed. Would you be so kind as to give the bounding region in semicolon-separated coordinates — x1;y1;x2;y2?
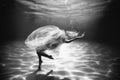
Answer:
25;25;85;71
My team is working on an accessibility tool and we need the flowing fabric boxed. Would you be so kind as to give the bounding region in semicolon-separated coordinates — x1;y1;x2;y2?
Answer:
25;25;79;50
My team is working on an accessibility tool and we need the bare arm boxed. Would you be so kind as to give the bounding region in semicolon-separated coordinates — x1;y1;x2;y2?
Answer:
64;32;85;43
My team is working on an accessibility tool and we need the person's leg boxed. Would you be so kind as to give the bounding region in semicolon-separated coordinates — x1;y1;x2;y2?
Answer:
37;51;42;71
41;52;54;59
36;51;54;70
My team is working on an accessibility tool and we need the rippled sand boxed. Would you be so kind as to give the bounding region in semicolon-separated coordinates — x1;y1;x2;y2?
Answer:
0;41;119;80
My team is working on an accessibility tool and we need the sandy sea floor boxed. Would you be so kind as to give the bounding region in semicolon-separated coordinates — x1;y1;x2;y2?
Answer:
0;41;120;80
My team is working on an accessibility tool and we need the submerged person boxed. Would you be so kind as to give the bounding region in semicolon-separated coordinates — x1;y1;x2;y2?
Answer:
25;25;85;72
36;31;84;71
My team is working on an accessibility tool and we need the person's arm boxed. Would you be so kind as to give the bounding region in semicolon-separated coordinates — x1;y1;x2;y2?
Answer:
64;32;85;43
64;37;80;43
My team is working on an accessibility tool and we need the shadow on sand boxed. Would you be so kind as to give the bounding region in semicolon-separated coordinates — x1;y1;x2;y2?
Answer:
26;70;70;80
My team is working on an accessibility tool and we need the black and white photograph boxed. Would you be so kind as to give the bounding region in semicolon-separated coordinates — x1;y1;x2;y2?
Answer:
0;0;120;80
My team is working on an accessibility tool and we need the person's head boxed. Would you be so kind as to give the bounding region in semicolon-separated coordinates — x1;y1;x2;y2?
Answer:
65;31;79;39
58;30;79;41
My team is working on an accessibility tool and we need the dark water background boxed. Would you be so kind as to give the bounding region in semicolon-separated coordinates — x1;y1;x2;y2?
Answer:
0;0;120;49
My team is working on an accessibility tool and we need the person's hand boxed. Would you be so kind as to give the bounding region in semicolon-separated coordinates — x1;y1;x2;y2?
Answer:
76;32;85;39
